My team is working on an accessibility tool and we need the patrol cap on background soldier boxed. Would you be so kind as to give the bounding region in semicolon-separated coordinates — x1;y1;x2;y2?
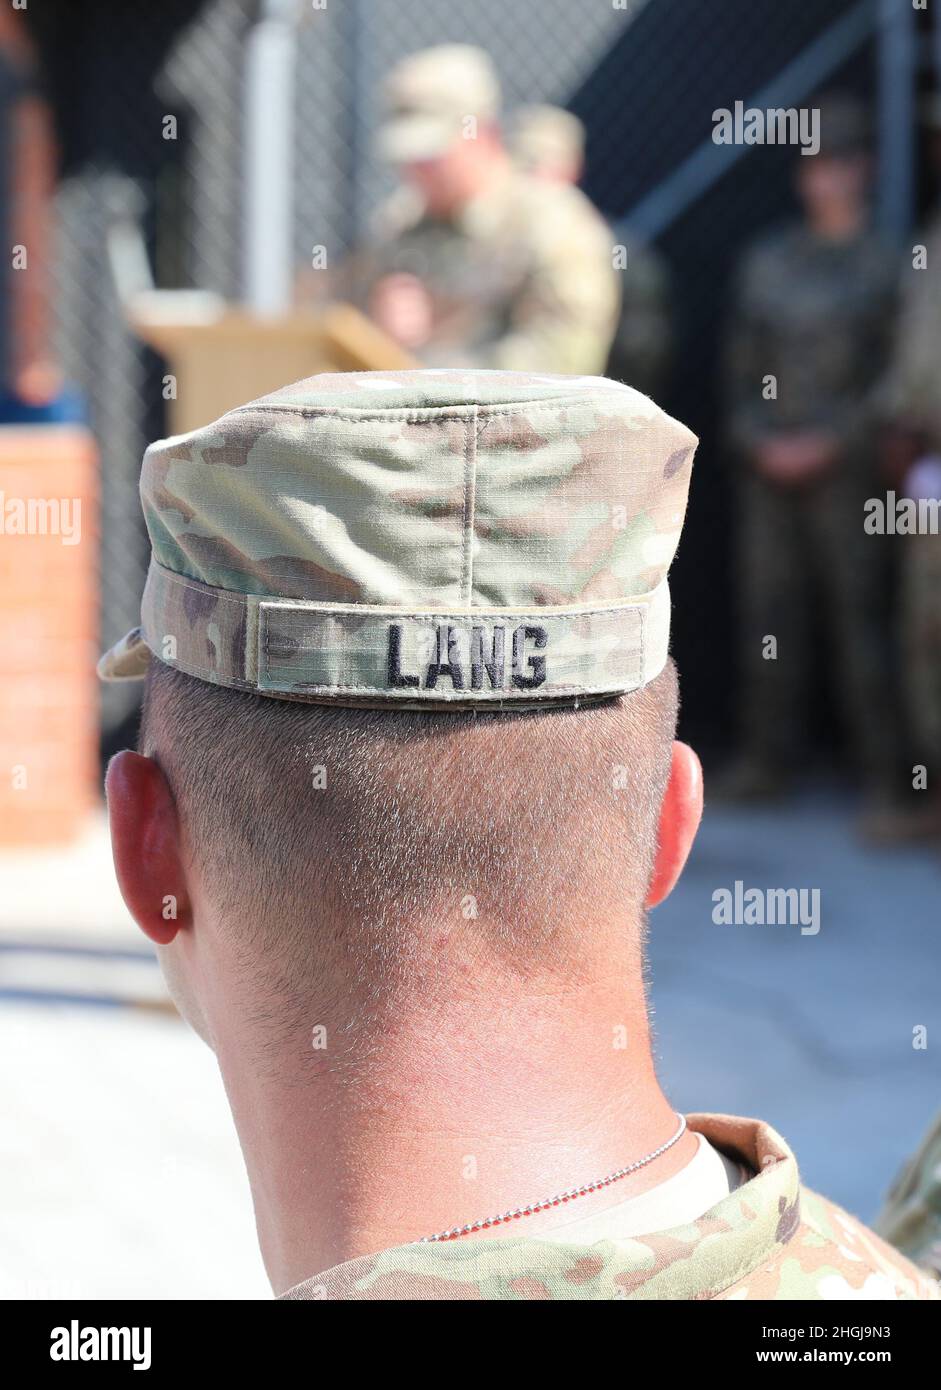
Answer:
797;91;873;195
363;44;620;376
99;367;937;1300
377;42;501;166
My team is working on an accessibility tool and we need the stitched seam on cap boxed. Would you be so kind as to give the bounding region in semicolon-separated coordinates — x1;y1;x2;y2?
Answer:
244;594;259;684
462;407;478;606
151;562;661;618
257;678;635;695
147;649;258;690
219;395;628;424
148;570;249;609
257;603;649;622
226;406;476;423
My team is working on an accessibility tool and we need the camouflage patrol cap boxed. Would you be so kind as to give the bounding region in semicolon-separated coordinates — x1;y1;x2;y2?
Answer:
378;44;501;162
97;370;698;711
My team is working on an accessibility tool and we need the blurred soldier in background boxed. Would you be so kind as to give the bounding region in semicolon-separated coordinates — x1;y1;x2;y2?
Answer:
877;1110;941;1279
509;102;672;399
881;96;941;835
360;45;619;375
507;103;586;185
605;227;673;401
723;95;900;829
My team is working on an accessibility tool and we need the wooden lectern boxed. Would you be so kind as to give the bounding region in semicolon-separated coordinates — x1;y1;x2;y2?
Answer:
129;296;418;435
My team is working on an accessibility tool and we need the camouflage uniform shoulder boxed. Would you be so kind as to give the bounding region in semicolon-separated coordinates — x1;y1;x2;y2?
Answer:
740;220;895;274
720;1185;940;1301
370;185;427;241
737;220;806;275
278;1114;941;1300
853;227;902;281
511;173;612;245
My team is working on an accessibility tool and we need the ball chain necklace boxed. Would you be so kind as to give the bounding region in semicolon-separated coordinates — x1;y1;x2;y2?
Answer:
418;1112;688;1244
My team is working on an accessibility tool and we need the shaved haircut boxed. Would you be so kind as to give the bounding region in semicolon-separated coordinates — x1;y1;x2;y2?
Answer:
139;661;679;1005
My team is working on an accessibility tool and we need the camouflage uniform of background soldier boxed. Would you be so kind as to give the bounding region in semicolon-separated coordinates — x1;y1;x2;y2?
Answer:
604;236;673;401
879;95;941;817
508;104;672;398
877;1110;941;1280
872;100;941;1276
724;95;900;815
353;46;619;377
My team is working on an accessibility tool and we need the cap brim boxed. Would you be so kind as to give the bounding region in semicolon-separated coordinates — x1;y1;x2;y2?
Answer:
97;627;152;681
376;114;458;162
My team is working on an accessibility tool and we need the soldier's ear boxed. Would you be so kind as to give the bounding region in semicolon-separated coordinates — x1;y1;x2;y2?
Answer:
105;750;192;944
645;741;702;909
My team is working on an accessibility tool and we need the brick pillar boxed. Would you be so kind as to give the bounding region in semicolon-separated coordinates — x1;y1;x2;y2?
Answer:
0;426;98;845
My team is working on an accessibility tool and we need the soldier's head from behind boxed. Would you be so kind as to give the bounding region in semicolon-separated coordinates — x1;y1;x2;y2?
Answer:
795;92;872;232
100;369;700;1283
103;370;699;1050
377;44;508;216
128;658;693;1050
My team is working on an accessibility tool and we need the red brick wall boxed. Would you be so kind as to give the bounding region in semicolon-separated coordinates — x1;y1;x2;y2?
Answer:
0;426;98;844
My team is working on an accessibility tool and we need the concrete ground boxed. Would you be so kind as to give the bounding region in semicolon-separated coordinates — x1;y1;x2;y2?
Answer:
0;815;271;1300
650;786;941;1222
0;1002;270;1301
1;794;938;1299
